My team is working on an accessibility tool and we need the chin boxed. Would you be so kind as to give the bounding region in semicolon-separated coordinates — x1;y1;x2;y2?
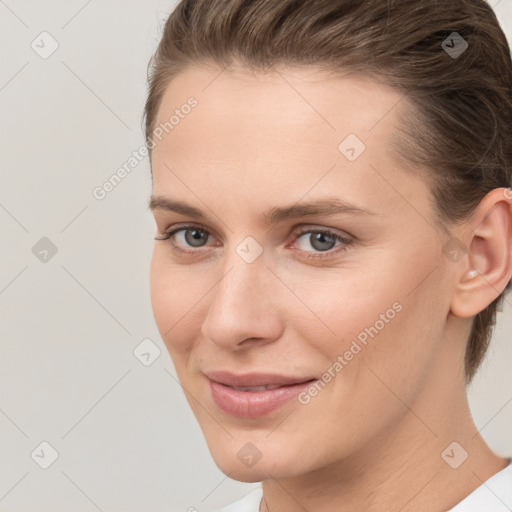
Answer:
220;465;269;483
207;439;303;482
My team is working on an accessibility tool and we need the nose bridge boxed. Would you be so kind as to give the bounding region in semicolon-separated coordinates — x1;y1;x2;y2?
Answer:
215;235;271;307
213;244;270;318
201;242;281;347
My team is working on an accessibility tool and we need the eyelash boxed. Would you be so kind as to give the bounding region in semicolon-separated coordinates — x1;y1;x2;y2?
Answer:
154;223;353;260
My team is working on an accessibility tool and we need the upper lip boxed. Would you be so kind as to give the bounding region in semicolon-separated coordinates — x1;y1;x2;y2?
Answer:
204;371;316;387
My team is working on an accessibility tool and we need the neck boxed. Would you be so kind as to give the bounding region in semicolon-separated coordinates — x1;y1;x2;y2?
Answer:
260;368;507;512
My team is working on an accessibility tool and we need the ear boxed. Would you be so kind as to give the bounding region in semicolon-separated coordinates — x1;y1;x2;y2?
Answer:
450;187;512;318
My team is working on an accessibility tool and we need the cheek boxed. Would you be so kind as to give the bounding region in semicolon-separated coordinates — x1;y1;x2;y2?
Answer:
324;278;447;426
149;250;199;355
282;263;403;352
304;257;446;396
307;281;407;378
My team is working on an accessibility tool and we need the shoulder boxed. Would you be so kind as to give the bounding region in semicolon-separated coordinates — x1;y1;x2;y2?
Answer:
214;486;263;512
447;459;512;511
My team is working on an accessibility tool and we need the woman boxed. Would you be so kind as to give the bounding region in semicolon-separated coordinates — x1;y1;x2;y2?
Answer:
144;0;512;510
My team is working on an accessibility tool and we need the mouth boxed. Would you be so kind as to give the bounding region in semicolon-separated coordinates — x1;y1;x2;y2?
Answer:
204;370;317;388
228;383;301;391
204;371;317;418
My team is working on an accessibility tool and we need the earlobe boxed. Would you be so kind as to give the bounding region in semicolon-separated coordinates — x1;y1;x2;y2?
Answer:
450;187;512;319
461;269;479;282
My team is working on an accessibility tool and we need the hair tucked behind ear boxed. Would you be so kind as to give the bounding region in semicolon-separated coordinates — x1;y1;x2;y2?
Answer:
143;0;512;383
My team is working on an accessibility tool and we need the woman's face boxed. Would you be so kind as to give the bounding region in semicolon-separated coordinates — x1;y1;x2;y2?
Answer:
149;64;460;481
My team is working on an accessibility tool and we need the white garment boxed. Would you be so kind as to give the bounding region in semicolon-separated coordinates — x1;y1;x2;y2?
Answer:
215;486;262;512
215;460;512;512
446;459;512;511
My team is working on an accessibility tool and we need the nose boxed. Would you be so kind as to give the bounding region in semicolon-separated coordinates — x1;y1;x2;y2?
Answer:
200;247;284;350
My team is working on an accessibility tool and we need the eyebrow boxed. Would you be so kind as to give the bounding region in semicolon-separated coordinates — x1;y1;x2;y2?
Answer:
148;195;377;225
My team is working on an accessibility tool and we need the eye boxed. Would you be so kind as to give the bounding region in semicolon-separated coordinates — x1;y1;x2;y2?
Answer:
154;224;353;260
291;227;353;260
154;224;216;255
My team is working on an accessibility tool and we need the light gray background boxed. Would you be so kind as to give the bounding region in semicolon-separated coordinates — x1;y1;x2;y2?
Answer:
0;1;511;511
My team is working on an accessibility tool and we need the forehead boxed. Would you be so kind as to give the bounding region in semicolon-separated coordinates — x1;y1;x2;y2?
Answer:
150;64;432;222
154;63;405;140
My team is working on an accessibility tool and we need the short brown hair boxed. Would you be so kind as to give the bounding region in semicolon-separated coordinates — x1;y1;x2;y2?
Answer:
143;0;512;383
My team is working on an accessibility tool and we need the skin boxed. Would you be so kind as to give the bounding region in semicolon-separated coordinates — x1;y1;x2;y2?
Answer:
148;63;512;512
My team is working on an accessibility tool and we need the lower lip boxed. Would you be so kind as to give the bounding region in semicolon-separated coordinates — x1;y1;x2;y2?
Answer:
208;378;316;418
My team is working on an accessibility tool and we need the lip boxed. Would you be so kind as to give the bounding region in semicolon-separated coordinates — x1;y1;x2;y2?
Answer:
205;370;316;387
205;371;317;418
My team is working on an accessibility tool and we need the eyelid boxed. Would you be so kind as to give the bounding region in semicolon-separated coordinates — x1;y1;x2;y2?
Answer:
292;225;352;241
157;222;219;242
